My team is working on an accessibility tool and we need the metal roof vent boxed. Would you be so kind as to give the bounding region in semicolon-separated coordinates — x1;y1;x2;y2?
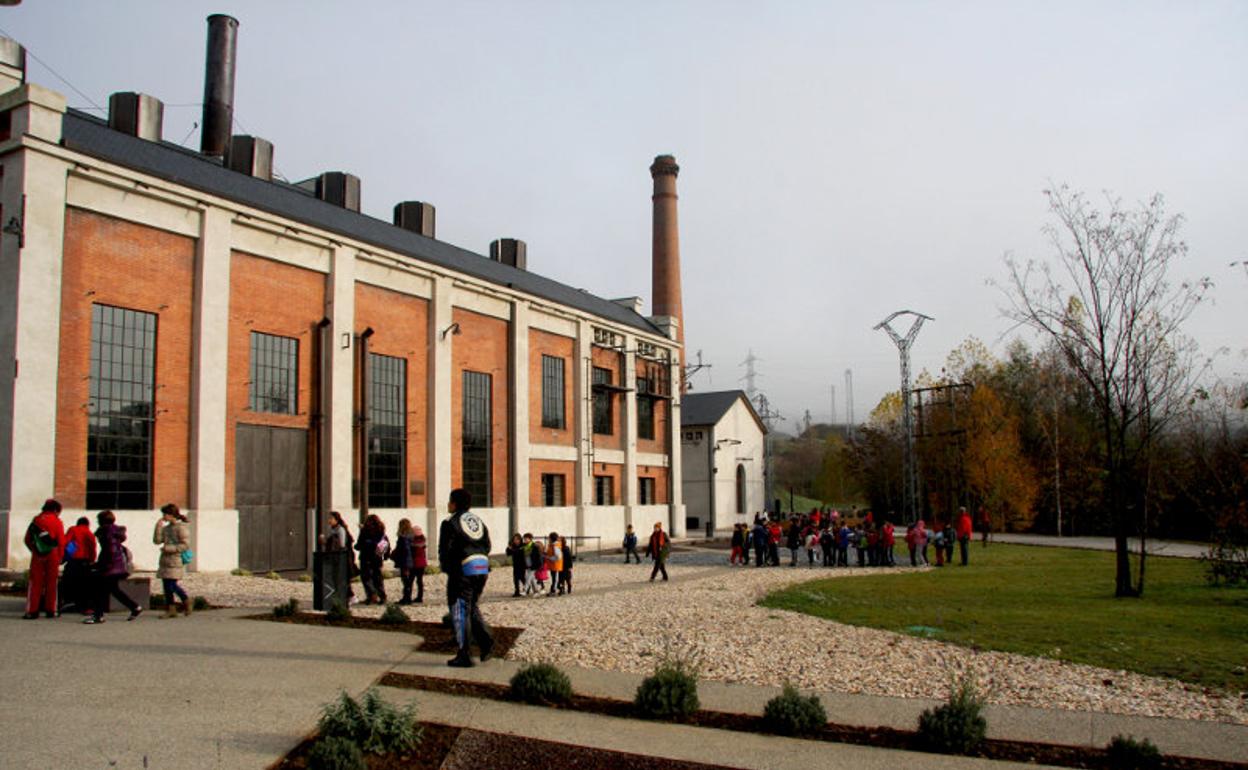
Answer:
489;238;527;270
393;201;435;238
108;92;164;141
226;135;273;181
305;172;360;212
0;36;25;93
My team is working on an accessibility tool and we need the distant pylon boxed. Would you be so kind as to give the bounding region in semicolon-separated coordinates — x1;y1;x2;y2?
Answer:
874;309;933;524
740;349;762;401
844;368;855;439
830;384;837;426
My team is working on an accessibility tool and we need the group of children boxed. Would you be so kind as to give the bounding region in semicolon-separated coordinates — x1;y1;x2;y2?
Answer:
728;509;971;569
505;532;575;597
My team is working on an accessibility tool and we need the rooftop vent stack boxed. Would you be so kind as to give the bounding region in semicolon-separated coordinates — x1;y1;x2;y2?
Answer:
226;135;273;180
200;14;239;157
393;201;436;238
108;92;164;141
315;172;361;212
0;36;25;94
489;238;527;270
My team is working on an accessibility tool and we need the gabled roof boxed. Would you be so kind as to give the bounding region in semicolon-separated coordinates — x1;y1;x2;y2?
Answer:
59;110;665;338
681;389;767;434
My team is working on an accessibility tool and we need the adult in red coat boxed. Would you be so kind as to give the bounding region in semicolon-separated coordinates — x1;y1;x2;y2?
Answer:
956;507;973;566
23;499;66;618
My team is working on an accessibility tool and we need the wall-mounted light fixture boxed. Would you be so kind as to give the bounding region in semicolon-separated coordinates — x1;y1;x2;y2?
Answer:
340;332;351;349
714;438;742;451
3;216;23;248
441;322;461;339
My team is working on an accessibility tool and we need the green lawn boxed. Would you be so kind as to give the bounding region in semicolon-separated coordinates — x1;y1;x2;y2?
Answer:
759;544;1248;692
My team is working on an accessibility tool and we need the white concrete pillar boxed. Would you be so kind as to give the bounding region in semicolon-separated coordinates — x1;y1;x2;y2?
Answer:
509;300;530;536
622;334;638;528
0;144;69;568
327;245;355;514
187;206;236;570
669;352;685;537
573;319;592;537
427;276;453;552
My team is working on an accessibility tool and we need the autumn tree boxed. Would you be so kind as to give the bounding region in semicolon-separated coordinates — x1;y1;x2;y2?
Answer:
1000;186;1209;597
964;385;1040;532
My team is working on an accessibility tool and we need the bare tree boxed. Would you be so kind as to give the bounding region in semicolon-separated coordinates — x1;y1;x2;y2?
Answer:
1000;186;1210;597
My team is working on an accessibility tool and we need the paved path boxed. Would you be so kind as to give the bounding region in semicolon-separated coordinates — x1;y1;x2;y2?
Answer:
990;533;1209;559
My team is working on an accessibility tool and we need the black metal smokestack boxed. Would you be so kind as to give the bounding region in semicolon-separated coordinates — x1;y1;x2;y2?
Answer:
200;14;239;157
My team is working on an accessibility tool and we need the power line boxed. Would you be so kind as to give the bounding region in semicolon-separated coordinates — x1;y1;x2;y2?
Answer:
0;27;105;113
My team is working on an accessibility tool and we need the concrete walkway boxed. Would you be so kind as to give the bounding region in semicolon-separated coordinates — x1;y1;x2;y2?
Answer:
1;595;1244;769
990;533;1210;559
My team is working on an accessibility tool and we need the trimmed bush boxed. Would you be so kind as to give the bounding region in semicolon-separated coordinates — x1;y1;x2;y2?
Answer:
379;603;408;626
763;683;827;736
326;598;352;623
510;662;573;705
318;688;422;755
1107;734;1162;770
230;568;252;577
273;598;300;618
192;595;210;611
306;735;365;770
265;570;283;580
635;658;700;720
917;672;988;755
297;573;313;583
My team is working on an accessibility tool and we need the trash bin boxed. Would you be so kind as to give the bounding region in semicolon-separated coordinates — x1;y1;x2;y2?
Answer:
312;550;351;611
706;520;714;539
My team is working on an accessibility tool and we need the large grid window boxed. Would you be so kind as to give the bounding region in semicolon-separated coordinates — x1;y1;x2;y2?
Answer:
541;355;565;429
594;475;614;506
639;476;657;505
636;377;656;440
540;474;565;507
592;366;614;435
462;370;492;507
249;332;298;414
87;304;156;510
368;353;406;508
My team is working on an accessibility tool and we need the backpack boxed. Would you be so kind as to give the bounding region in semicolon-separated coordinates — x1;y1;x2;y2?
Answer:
376;535;391;560
26;521;56;556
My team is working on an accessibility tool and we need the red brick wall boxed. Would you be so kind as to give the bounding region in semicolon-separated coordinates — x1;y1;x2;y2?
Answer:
528;329;574;446
590;345;623;451
56;207;194;508
224;251;325;507
355;282;429;506
450;307;509;507
637;466;670;505
529;459;576;506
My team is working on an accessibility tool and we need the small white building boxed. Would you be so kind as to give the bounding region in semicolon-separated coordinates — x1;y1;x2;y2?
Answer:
680;391;767;535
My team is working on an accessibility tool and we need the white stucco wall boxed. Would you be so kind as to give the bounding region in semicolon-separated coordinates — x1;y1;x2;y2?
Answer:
680;396;767;535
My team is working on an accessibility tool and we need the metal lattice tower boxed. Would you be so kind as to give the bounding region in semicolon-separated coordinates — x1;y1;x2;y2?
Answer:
754;392;783;512
740;349;761;401
829;384;837;426
873;310;933;523
844;368;855;439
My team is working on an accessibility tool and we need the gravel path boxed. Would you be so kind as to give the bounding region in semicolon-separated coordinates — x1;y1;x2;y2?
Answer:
178;553;1248;726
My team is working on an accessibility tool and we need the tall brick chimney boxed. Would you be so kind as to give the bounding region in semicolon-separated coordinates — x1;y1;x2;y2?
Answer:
650;154;684;356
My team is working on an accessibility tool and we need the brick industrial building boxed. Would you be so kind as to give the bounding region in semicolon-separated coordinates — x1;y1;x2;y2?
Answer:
0;18;687;572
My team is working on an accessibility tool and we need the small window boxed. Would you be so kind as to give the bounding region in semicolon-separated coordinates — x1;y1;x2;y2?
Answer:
249;332;298;414
541;355;565;429
594;475;614;505
639;476;657;505
540;473;565;506
592;366;614;435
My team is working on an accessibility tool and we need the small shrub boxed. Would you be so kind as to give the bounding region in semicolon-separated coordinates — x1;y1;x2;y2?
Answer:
297;573;314;582
265;570;283;581
424;564;441;576
230;568;252;577
510;662;573;705
763;683;827;736
635;658;700;720
1202;508;1248;586
326;598;352;623
306;735;365;770
917;672;987;755
382;568;398;579
150;594;167;608
192;595;210;611
273;598;300;618
318;688;421;755
379;603;408;626
1107;734;1162;770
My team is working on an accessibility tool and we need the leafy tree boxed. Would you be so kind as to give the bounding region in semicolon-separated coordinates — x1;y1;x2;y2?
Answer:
965;385;1039;532
1000;186;1209;596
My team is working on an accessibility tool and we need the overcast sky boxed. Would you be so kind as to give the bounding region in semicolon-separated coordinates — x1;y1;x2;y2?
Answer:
6;2;1245;429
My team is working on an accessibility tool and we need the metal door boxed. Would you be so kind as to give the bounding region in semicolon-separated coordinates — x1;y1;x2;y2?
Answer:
236;424;308;572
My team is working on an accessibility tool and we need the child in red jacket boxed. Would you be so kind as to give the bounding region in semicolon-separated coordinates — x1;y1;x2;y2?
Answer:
24;499;66;618
61;516;97;614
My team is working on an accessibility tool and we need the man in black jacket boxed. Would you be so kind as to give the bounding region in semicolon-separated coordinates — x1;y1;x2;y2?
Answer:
438;488;493;667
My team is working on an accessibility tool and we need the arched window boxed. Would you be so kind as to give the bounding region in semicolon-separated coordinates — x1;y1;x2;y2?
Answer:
736;464;747;514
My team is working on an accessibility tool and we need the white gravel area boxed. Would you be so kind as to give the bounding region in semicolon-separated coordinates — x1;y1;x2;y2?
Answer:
177;557;1248;726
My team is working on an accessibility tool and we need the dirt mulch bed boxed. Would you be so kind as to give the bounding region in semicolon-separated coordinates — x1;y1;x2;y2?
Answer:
271;721;732;770
379;673;1245;770
245;612;524;657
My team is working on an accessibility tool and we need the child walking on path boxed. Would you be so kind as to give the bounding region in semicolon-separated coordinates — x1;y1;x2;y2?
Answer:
545;533;564;595
623;525;641;564
86;510;140;623
505;533;527;597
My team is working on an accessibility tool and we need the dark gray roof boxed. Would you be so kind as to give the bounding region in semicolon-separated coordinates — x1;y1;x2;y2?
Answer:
681;390;767;434
60;110;664;337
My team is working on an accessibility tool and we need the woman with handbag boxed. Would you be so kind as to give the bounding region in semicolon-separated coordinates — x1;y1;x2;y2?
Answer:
154;503;192;617
85;510;141;624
